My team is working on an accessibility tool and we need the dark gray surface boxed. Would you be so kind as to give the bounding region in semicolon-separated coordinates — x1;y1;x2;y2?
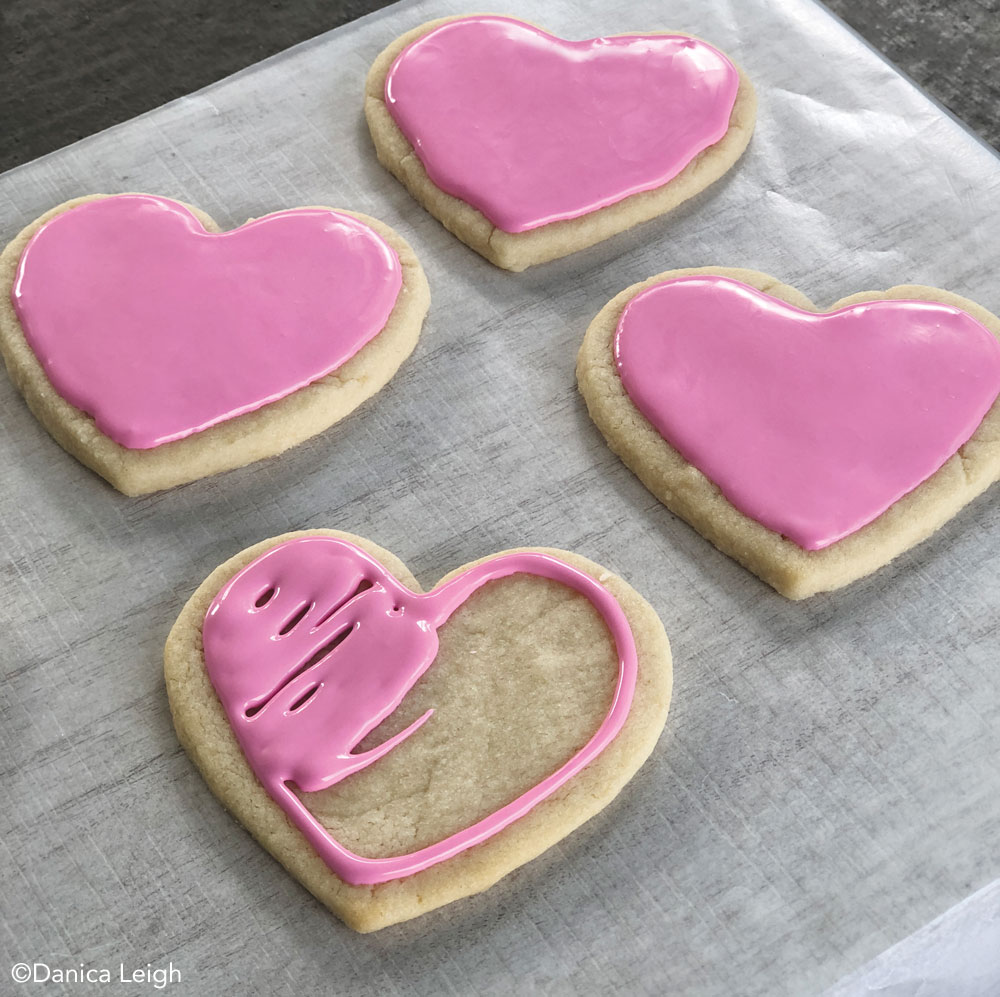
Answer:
825;0;1000;150
1;0;998;175
2;1;999;995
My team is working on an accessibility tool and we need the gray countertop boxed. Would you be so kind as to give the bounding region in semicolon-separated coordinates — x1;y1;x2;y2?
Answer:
1;0;998;175
827;0;1000;150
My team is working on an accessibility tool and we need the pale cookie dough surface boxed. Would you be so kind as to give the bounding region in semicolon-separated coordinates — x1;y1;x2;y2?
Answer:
0;195;430;495
164;529;672;932
577;267;1000;599
364;17;756;272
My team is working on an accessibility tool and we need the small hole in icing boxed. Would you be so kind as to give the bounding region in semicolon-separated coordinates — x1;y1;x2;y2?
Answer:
254;586;276;609
278;602;312;636
313;578;374;628
288;684;320;714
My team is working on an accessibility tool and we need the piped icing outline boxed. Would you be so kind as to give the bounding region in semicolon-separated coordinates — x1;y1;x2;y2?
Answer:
202;536;638;886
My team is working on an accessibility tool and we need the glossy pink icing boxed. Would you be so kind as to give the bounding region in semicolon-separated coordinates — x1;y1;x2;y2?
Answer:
614;276;1000;550
384;16;740;233
202;536;638;885
12;194;402;449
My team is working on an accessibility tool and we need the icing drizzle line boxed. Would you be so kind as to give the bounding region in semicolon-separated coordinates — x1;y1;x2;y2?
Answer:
202;536;638;885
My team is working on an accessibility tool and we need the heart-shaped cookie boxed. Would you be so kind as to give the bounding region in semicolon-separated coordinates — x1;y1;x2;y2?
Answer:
578;268;1000;598
165;530;671;931
365;16;755;271
0;194;430;494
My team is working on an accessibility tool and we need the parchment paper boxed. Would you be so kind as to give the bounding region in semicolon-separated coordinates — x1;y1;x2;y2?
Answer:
2;1;999;995
823;879;1000;996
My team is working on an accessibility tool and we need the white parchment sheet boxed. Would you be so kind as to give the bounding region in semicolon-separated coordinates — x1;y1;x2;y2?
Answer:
824;879;1000;996
2;1;999;995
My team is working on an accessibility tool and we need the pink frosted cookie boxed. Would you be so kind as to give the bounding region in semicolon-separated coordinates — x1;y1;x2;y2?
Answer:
164;529;672;930
577;268;1000;598
365;15;756;271
0;194;430;494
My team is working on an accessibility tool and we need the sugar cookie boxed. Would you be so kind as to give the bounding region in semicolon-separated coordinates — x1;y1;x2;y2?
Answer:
578;268;1000;597
365;16;755;271
0;194;429;494
165;530;672;930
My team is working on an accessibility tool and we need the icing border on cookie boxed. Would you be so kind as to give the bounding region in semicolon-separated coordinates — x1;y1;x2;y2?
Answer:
203;536;638;885
12;194;403;449
383;16;740;233
614;275;1000;550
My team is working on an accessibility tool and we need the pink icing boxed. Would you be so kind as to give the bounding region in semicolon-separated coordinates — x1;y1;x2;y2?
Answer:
614;275;1000;550
12;194;402;449
202;536;638;886
384;16;740;233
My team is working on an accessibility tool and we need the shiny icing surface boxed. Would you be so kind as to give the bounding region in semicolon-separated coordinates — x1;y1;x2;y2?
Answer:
203;536;638;886
614;275;1000;550
12;194;402;449
384;16;740;233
